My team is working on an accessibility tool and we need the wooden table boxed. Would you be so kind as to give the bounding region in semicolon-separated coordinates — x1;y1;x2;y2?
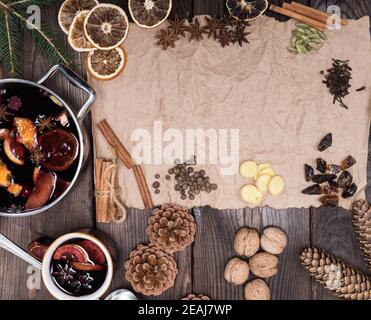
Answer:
0;0;370;300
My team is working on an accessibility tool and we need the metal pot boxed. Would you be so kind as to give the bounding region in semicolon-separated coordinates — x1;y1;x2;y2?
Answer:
0;64;95;217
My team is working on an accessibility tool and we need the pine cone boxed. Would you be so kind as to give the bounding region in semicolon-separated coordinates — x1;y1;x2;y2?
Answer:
147;203;196;253
352;199;371;269
300;248;371;300
181;293;211;300
124;244;178;296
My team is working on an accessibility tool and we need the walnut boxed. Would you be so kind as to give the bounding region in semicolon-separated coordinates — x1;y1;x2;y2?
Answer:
244;279;270;300
249;252;279;278
233;227;260;257
260;227;288;255
224;257;250;285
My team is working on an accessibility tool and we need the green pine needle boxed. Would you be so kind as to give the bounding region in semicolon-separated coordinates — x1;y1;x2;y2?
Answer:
0;11;22;77
0;0;71;78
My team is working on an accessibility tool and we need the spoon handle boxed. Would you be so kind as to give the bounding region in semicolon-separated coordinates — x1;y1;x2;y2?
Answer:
0;233;42;270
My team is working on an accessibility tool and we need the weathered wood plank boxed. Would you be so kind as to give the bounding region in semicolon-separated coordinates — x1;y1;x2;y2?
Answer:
260;207;311;300
192;208;253;300
310;206;370;300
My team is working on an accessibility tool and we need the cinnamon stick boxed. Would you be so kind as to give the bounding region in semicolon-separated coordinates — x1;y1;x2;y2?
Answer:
270;4;327;31
97;119;134;169
287;2;348;26
95;159;112;223
101;161;112;222
133;165;153;209
95;158;103;220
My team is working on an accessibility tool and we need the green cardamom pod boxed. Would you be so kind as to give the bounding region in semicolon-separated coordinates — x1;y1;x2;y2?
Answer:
300;35;311;42
295;22;310;29
318;30;327;40
308;42;321;49
293;30;302;37
291;36;297;47
309;27;319;33
287;46;298;53
296;27;306;34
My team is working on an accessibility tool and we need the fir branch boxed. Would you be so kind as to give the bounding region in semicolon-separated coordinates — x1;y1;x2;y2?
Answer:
0;10;21;77
12;9;71;67
10;0;60;7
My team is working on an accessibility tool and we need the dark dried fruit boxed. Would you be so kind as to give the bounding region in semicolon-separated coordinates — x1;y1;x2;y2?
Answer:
326;164;341;175
316;158;327;173
319;194;339;207
302;184;322;195
318;133;332;152
328;179;339;193
337;171;353;188
342;183;357;198
340;155;356;170
312;174;337;184
8;96;22;112
304;164;314;182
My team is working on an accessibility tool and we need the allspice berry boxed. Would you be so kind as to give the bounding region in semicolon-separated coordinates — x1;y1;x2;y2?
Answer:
249;252;279;278
244;279;270;300
233;228;260;257
260;227;288;255
224;257;250;285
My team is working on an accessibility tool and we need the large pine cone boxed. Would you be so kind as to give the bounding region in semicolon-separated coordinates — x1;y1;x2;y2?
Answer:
300;248;371;300
124;244;178;296
352;200;371;269
181;293;211;300
147;203;196;253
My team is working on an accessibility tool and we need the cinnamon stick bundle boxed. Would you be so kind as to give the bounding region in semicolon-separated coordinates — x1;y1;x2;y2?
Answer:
95;159;113;222
270;4;327;31
284;2;348;26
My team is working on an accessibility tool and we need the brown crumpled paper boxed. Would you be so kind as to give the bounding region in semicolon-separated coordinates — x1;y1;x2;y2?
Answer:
90;16;371;210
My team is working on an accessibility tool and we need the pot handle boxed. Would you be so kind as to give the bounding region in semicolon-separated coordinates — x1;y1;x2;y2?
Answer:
37;64;96;122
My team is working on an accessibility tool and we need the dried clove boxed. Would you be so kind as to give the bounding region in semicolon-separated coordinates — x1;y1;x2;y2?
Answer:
318;133;332;152
322;59;352;109
355;86;366;92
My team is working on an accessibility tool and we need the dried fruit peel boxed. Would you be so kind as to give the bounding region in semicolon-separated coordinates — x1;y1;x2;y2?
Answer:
7;184;23;197
256;174;271;193
268;175;285;196
68;10;96;52
14;117;38;152
240;184;263;204
239;160;258;179
0;161;11;187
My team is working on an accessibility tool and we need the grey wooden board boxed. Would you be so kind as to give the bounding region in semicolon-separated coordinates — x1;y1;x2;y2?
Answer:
0;0;370;300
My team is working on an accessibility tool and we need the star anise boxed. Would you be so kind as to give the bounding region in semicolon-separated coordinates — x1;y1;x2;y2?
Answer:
168;15;188;37
70;272;94;293
30;147;45;166
227;16;251;28
218;29;234;47
0;106;10;122
203;16;227;40
53;263;76;285
187;17;205;42
156;28;178;50
232;25;250;46
35;115;55;133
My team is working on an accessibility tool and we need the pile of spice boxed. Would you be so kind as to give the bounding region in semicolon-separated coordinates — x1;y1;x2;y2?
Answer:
302;133;358;206
321;59;352;109
152;157;218;200
155;15;250;50
287;22;327;54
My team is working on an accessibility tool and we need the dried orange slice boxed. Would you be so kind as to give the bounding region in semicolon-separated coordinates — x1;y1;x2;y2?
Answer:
68;10;96;52
84;4;129;50
86;47;127;80
58;0;99;35
129;0;172;28
226;0;268;21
